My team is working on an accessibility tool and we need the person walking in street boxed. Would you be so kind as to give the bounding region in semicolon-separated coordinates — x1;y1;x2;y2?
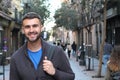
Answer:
71;41;77;56
61;42;67;51
10;12;75;80
105;45;120;80
103;39;113;67
67;43;71;59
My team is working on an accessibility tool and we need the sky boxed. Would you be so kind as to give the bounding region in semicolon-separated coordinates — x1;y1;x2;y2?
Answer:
44;0;61;30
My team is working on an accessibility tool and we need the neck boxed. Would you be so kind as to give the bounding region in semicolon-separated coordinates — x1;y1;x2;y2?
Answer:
27;39;41;52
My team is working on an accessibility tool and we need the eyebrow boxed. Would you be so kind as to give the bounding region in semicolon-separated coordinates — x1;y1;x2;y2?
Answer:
23;24;40;28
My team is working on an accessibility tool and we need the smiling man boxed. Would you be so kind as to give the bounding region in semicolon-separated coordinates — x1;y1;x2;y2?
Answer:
10;12;75;80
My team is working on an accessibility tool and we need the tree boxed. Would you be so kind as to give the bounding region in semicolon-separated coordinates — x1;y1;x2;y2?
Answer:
54;2;78;31
24;0;50;24
91;0;107;78
97;0;107;77
52;26;58;39
0;0;11;13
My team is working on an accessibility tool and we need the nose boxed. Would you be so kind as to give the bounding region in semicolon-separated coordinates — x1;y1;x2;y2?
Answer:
29;26;34;32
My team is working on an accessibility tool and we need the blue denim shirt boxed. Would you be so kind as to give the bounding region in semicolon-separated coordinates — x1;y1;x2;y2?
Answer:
104;43;113;55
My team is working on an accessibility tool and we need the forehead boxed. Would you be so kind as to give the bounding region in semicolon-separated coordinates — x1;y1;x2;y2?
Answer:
22;18;41;25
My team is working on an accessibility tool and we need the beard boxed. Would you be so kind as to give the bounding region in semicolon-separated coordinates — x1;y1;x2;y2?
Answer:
26;32;41;43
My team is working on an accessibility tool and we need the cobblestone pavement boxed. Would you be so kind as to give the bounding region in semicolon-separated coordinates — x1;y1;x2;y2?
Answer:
68;54;106;80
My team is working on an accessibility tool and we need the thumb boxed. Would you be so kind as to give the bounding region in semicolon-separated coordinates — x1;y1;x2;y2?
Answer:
44;56;48;60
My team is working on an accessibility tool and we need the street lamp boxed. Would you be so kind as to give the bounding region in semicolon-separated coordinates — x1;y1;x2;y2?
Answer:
77;10;86;66
79;27;86;66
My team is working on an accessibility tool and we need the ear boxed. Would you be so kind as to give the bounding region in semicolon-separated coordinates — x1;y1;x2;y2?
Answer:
21;27;24;34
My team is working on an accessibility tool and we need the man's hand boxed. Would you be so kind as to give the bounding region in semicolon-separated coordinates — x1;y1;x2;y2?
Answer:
43;56;55;75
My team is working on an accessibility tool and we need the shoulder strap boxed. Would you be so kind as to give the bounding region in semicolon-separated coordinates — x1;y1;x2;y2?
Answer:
47;45;55;60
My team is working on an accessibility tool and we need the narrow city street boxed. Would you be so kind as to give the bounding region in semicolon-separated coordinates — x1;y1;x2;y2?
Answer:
0;52;106;80
0;0;119;80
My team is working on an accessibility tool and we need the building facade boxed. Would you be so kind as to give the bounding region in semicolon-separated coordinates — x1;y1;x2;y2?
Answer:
70;0;120;57
0;0;23;58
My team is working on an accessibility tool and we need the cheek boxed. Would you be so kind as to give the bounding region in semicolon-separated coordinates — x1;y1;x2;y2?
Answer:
22;29;29;35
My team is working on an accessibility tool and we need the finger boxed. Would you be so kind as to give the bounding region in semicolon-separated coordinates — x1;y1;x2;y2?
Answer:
43;56;48;64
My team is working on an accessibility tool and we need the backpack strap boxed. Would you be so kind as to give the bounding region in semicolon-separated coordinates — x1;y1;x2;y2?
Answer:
47;45;55;60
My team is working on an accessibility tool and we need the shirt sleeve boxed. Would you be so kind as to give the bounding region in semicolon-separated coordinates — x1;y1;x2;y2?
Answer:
52;46;75;80
10;57;21;80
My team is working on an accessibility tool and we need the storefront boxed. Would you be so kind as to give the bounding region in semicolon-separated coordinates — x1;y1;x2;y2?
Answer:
0;11;21;57
106;7;120;45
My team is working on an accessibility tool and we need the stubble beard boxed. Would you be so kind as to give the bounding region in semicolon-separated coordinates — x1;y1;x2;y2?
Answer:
26;32;41;43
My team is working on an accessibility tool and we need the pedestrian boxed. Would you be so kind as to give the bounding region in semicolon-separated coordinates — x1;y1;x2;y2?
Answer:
67;43;71;59
71;41;77;56
10;12;75;80
105;45;120;80
61;42;67;51
103;39;113;67
53;41;56;45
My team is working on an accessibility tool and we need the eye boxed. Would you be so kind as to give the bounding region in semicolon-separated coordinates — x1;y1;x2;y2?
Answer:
24;25;30;29
32;24;39;28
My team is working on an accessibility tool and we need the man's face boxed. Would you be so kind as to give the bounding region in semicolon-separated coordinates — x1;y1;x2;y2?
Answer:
22;18;42;42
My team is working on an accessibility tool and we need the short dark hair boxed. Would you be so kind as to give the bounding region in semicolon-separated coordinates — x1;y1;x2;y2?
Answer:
22;12;42;24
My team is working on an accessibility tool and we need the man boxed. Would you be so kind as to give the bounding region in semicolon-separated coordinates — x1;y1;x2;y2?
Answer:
10;12;75;80
103;39;113;67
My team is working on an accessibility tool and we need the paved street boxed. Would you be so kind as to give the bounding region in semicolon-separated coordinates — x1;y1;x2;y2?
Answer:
0;64;9;80
0;54;106;80
69;55;106;80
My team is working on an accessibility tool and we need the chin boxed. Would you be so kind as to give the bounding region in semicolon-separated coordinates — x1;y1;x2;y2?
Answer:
29;40;36;42
26;35;40;42
28;38;40;43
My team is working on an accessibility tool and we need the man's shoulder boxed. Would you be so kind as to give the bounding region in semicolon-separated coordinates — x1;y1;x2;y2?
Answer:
42;40;63;52
45;41;57;47
11;44;26;58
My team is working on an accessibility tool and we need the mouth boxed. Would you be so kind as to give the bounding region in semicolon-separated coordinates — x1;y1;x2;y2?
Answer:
28;32;38;38
26;32;40;42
